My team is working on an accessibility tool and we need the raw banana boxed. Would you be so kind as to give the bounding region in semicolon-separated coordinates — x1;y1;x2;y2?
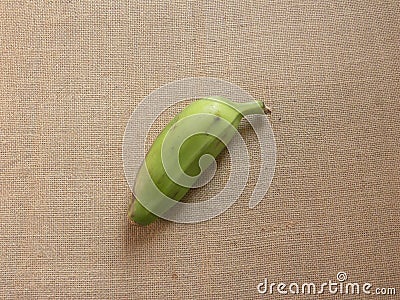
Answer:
127;96;270;226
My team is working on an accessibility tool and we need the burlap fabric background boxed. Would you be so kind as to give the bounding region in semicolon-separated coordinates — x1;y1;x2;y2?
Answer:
1;1;399;299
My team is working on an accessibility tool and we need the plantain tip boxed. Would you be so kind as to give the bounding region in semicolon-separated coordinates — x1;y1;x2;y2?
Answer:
127;198;141;226
128;216;144;226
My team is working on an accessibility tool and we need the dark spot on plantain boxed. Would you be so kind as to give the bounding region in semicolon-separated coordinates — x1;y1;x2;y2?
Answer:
170;189;180;200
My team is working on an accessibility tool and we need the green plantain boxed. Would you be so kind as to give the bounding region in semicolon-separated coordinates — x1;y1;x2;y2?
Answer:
128;96;270;226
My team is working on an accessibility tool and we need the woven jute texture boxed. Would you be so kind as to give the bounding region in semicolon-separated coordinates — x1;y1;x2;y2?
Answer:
1;1;399;299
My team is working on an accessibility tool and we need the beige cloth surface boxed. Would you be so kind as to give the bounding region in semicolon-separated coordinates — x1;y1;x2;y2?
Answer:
1;1;399;299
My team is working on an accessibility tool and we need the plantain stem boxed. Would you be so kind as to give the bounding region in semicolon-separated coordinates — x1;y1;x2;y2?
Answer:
263;104;272;115
235;100;271;116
